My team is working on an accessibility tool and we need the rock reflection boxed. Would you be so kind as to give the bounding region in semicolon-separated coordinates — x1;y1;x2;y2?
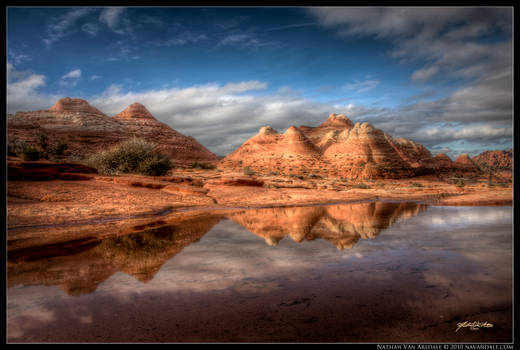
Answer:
7;201;427;296
228;202;427;249
8;214;223;295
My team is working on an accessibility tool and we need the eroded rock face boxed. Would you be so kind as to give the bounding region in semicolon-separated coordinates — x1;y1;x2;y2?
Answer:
472;149;513;170
7;98;218;166
220;114;452;179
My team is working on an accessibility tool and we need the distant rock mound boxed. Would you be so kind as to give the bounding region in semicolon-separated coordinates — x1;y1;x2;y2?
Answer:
113;102;156;120
7;98;218;166
112;102;218;165
454;154;480;173
472;149;513;170
220;114;447;179
49;97;106;116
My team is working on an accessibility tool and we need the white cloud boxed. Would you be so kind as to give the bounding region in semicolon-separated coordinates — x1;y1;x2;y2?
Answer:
62;69;82;80
60;69;82;87
87;81;339;155
90;74;102;80
7;64;59;113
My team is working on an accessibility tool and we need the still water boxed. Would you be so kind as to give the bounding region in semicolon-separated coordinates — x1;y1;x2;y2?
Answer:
7;202;513;343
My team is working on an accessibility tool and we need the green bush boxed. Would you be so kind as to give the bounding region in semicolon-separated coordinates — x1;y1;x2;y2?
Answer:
48;141;68;156
7;136;27;156
353;183;371;189
455;178;465;188
20;146;41;161
87;138;172;176
191;162;217;170
243;166;255;176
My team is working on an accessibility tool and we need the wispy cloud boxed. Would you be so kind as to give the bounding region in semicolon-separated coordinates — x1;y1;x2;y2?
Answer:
81;22;100;36
217;33;282;50
152;31;208;47
43;8;92;46
90;74;102;80
99;7;133;35
265;22;317;32
8;49;31;65
343;79;380;93
411;66;439;81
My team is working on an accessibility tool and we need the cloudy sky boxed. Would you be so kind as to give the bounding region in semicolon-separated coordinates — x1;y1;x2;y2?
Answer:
6;7;513;157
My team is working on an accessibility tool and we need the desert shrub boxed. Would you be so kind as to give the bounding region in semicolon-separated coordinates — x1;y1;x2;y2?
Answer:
309;173;323;179
38;133;49;152
7;136;27;156
410;182;423;187
455;178;465;188
87;138;172;176
47;141;68;156
243;166;255;176
290;174;304;180
353;183;371;189
20;145;41;161
191;162;217;170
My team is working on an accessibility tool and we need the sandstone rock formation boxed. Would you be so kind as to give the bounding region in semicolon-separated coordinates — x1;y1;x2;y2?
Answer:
472;149;513;170
220;113;448;179
113;102;218;165
7;98;218;166
453;153;480;173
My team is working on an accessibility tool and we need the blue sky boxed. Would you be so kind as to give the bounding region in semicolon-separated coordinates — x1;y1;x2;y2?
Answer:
6;7;513;157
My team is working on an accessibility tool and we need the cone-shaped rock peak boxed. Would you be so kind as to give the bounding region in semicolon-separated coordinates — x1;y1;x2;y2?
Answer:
113;102;157;120
49;97;106;116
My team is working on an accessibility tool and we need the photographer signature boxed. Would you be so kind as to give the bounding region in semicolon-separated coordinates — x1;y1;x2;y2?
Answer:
455;321;493;332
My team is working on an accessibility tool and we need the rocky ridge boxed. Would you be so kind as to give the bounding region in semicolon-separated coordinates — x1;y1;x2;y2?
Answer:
220;113;482;179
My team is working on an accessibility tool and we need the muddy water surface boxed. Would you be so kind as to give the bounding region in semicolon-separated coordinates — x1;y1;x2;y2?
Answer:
7;202;513;343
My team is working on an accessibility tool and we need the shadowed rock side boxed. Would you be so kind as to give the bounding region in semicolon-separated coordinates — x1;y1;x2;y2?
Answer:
7;98;218;166
219;113;469;180
7;214;223;296
228;202;428;249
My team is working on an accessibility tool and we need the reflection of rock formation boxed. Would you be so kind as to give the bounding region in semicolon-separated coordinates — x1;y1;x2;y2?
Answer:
8;202;428;296
228;202;427;250
7;215;223;296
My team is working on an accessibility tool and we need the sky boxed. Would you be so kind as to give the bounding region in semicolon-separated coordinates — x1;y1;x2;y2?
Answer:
6;6;513;158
